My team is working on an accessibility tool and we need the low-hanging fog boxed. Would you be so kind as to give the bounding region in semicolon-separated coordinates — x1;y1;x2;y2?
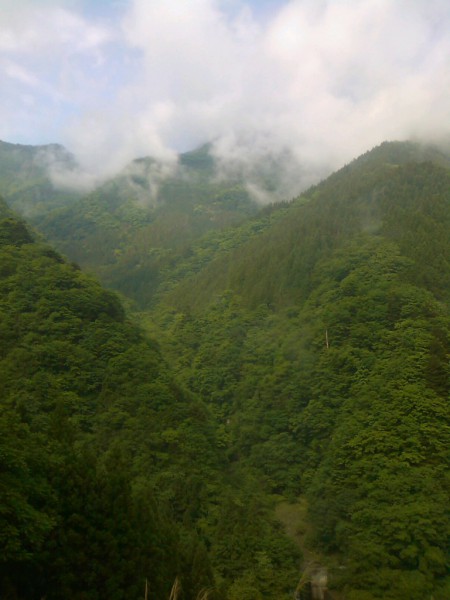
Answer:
1;0;450;201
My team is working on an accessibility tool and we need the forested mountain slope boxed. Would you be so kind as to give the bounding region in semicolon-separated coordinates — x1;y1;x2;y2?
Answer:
1;140;450;599
0;140;80;216
0;197;198;598
0;199;300;599
149;142;450;599
0;140;276;307
159;141;450;310
10;143;261;307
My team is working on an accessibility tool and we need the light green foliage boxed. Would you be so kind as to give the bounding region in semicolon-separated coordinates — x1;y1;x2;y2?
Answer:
29;144;260;307
296;238;450;598
0;140;80;217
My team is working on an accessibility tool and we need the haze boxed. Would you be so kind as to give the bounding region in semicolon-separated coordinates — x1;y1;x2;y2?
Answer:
1;0;450;195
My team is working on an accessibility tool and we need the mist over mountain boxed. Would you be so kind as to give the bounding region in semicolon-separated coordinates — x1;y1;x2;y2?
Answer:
147;140;450;599
3;0;450;197
3;2;450;599
1;136;450;599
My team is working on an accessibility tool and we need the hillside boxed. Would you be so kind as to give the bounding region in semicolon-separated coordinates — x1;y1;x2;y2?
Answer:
0;140;268;307
0;140;80;216
148;141;450;599
0;199;300;599
34;145;260;306
1;140;449;599
158;141;450;310
0;197;198;598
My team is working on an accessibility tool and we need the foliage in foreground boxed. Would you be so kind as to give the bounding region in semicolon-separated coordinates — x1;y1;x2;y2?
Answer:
2;141;450;599
0;200;300;599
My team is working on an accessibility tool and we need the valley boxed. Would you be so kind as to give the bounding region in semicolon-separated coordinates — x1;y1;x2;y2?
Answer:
0;139;449;599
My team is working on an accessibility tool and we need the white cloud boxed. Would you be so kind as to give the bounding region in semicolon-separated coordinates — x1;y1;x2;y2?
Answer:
2;0;450;196
3;60;41;87
0;2;112;57
0;0;116;143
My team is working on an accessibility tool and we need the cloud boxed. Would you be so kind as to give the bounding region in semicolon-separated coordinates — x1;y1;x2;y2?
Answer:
2;0;450;198
0;0;116;144
254;0;450;168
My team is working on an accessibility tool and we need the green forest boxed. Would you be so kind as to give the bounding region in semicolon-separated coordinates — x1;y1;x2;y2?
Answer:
0;140;449;599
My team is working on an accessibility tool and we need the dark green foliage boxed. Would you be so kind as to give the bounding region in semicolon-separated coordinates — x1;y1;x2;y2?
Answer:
296;238;450;597
0;205;300;599
0;218;34;246
2;139;450;599
0;213;221;599
150;142;450;598
0;408;55;565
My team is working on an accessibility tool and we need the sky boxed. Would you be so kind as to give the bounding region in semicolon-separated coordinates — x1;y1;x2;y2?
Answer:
1;0;450;193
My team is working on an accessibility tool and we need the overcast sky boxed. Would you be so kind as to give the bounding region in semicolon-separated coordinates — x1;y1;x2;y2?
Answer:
1;0;450;188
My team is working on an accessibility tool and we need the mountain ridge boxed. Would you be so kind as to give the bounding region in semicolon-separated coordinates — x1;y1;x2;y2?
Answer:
1;138;449;599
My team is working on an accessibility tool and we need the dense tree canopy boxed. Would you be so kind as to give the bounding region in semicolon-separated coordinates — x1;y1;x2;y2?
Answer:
149;147;450;599
1;140;450;599
0;200;299;599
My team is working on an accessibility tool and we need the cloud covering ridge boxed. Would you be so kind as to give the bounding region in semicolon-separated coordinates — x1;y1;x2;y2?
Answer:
1;0;450;197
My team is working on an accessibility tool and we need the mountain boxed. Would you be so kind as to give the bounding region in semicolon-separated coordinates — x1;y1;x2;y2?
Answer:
0;140;269;307
158;140;450;311
148;141;450;599
1;139;450;599
0;198;300;600
0;197;194;597
36;144;263;306
0;140;81;216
